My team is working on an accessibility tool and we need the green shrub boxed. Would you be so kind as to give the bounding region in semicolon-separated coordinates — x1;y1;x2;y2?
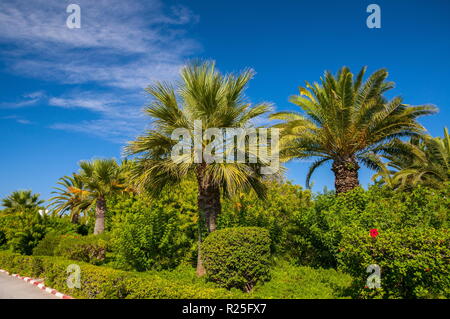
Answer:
202;227;271;291
110;193;196;271
290;185;450;268
337;227;450;299
32;232;63;256
219;180;312;255
0;212;77;255
0;251;239;299
0;230;6;247
54;234;108;265
107;179;312;269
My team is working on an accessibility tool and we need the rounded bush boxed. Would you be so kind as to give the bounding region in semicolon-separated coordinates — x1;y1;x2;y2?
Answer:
202;227;271;291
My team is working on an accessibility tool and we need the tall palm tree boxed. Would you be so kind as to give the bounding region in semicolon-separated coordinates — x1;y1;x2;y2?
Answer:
77;159;127;234
47;174;91;223
271;66;437;194
375;127;450;189
125;61;274;274
1;190;44;213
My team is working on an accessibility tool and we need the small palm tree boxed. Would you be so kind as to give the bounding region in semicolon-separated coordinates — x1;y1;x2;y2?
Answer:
1;190;44;213
47;174;91;223
77;159;127;234
271;66;437;194
376;127;450;189
125;61;274;274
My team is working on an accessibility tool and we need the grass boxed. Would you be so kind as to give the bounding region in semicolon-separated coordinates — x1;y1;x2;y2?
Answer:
140;261;353;299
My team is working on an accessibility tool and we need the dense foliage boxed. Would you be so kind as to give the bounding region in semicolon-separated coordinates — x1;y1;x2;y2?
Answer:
290;185;449;268
1;180;448;299
0;251;353;299
54;234;109;265
202;227;271;291
338;227;450;299
0;65;448;299
0;211;77;255
32;232;63;256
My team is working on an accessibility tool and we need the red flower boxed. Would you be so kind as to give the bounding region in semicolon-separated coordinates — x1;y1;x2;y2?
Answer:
369;228;379;238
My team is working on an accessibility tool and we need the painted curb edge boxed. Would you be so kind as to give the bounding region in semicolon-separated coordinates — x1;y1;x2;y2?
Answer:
0;268;74;299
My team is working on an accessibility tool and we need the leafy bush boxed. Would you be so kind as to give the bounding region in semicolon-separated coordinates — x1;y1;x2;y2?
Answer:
338;227;450;299
0;212;77;255
54;234;108;265
202;227;271;291
2;212;48;255
110;204;196;271
219;180;312;255
107;182;197;271
0;251;240;299
290;185;450;268
0;230;6;247
107;179;311;270
32;232;63;256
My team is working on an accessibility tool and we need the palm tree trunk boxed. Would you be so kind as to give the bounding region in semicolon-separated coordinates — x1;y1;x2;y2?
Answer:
198;180;221;232
93;196;106;235
195;165;222;276
70;212;79;224
196;230;206;277
332;156;360;194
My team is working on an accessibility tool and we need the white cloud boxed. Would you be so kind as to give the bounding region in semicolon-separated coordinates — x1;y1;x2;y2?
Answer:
48;90;148;142
1;115;33;125
50;118;149;144
0;91;45;109
0;0;201;141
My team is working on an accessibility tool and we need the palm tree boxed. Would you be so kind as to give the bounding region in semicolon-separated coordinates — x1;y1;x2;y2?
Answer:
271;66;437;194
125;61;274;274
375;127;449;189
47;174;91;223
77;159;127;234
1;190;44;213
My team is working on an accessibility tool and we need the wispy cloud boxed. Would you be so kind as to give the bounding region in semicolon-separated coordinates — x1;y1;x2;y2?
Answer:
50;118;148;144
0;91;46;109
1;115;33;125
0;0;200;141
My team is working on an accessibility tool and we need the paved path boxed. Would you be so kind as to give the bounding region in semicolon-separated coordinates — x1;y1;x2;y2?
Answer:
0;272;58;299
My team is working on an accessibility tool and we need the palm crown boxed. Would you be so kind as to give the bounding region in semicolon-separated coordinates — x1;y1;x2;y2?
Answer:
125;61;274;233
271;66;437;193
1;190;44;213
47;174;91;223
376;127;450;189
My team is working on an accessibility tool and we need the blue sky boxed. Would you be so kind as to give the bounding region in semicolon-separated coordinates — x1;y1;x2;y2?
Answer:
0;0;449;201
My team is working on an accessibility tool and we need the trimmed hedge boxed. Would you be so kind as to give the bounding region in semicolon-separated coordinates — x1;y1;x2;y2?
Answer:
202;227;271;291
0;251;241;299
